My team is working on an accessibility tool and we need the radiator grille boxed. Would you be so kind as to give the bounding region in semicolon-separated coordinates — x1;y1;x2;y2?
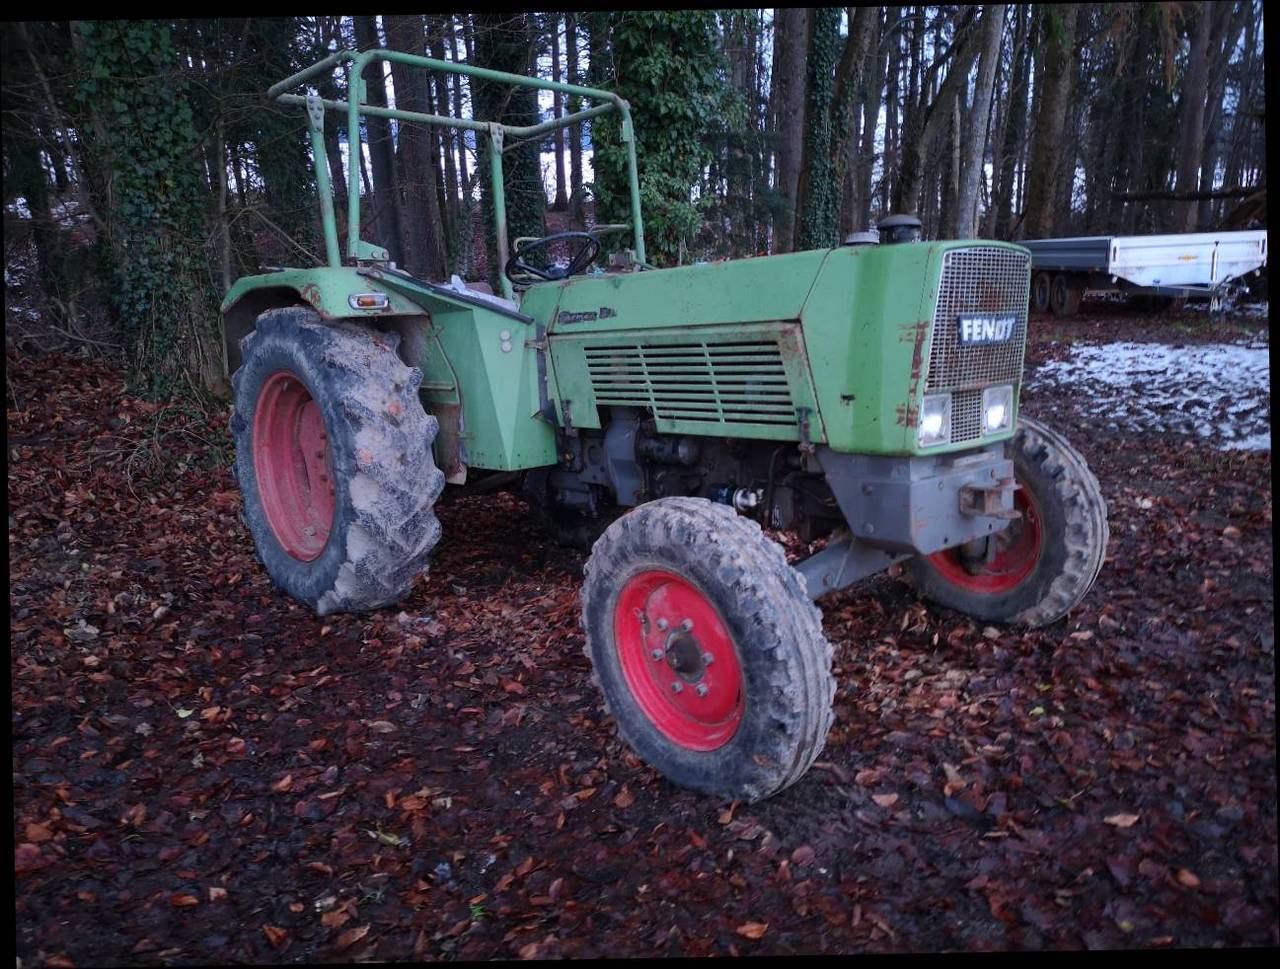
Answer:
926;247;1030;394
584;340;796;427
927;246;1029;444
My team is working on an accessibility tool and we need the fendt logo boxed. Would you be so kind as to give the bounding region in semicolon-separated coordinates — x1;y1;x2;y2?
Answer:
956;313;1017;347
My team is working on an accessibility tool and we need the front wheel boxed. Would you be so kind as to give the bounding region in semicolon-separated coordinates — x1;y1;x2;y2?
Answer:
581;498;835;802
908;418;1108;627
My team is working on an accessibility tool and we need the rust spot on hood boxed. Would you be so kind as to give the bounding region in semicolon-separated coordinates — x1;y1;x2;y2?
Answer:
897;318;931;426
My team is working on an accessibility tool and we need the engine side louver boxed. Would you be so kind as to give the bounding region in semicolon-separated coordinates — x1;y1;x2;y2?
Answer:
584;340;797;427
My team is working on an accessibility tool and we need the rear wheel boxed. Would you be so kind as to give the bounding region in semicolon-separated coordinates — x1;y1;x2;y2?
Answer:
908;418;1108;627
231;307;445;615
1050;273;1083;317
1031;271;1052;314
581;497;835;802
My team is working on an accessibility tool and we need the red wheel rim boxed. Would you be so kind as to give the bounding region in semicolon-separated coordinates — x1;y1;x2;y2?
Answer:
252;370;335;561
927;484;1043;593
613;570;744;751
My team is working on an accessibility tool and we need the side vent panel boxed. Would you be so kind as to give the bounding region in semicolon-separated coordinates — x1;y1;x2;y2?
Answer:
584;340;797;427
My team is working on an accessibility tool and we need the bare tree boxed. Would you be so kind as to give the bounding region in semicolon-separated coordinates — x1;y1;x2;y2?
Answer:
769;7;810;253
1021;4;1078;239
955;5;1005;238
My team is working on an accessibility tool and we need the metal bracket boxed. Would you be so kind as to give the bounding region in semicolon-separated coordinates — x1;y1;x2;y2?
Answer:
796;530;910;599
958;478;1021;519
305;95;325;132
796;406;815;455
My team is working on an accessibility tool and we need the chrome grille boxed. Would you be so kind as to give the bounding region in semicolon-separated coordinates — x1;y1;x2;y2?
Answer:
584;340;797;427
926;247;1030;394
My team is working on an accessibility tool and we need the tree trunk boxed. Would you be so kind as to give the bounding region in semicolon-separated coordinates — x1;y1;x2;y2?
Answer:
1198;0;1246;228
770;7;809;253
565;13;584;227
1022;4;1078;239
353;16;404;264
549;14;568;211
855;8;889;229
384;15;447;280
429;21;460;245
215;112;232;291
794;7;841;250
955;5;1005;239
893;8;981;215
1173;2;1213;231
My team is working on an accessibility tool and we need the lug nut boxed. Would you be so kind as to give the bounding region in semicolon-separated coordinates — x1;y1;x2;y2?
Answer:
650;649;663;661
680;619;693;631
656;618;669;631
695;684;709;697
702;652;714;666
671;682;683;694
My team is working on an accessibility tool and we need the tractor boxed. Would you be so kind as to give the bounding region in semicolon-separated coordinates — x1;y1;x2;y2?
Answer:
221;49;1109;802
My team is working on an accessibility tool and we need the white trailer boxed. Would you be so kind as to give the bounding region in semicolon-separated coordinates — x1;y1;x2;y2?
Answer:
1022;230;1268;316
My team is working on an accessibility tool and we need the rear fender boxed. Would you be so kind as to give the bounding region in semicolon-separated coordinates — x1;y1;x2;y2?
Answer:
219;269;424;377
220;271;466;479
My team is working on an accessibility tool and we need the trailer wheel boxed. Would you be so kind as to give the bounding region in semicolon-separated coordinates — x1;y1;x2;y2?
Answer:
581;497;835;802
1050;274;1083;316
230;307;445;615
908;418;1108;628
1031;271;1052;314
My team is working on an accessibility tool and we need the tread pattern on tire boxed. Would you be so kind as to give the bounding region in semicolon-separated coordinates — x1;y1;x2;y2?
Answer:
580;497;836;802
908;416;1109;628
1011;417;1109;625
232;308;445;615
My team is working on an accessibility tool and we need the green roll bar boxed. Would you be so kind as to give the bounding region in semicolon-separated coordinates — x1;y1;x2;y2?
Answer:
269;48;647;300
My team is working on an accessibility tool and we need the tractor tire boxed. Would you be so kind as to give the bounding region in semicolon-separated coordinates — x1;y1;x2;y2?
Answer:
581;497;835;802
1050;273;1083;317
907;417;1108;628
230;307;445;615
1031;271;1052;314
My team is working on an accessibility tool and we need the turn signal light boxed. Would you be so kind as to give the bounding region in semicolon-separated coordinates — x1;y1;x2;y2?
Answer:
348;292;389;310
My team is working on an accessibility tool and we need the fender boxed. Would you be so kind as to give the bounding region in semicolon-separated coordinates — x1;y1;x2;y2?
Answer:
219;267;424;377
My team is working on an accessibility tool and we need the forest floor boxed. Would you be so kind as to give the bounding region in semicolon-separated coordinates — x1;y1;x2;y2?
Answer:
10;300;1276;962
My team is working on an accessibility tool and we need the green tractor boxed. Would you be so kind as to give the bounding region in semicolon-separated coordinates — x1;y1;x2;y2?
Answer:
223;49;1109;802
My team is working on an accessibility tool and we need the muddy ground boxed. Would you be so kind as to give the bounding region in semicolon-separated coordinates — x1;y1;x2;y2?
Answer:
10;302;1276;962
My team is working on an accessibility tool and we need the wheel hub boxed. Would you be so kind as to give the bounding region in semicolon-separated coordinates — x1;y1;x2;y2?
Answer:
664;630;705;681
252;370;335;562
928;484;1042;593
613;570;743;751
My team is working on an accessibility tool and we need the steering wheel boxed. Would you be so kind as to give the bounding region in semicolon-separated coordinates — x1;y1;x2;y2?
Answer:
505;231;601;283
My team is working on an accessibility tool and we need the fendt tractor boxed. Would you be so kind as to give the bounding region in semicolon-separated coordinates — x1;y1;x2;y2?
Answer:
222;49;1109;801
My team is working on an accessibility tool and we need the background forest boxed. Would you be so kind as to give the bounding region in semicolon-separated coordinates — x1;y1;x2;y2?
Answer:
2;7;1268;399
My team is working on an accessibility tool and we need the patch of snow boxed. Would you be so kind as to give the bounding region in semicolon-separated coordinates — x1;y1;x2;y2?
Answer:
1028;342;1271;451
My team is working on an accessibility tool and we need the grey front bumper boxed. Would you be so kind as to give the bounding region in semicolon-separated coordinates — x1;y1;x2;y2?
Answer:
818;443;1017;556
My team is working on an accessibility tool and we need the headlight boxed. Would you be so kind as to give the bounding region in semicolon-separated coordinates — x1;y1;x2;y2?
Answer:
918;393;952;447
982;384;1013;434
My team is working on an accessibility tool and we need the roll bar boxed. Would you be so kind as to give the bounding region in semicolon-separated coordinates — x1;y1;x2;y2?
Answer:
270;48;647;299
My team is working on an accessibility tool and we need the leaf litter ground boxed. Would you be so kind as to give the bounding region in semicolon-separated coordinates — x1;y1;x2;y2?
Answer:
10;302;1276;961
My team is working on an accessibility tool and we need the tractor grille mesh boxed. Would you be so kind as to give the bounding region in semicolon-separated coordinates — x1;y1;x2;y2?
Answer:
584;340;796;427
926;247;1031;394
927;247;1030;445
952;389;984;445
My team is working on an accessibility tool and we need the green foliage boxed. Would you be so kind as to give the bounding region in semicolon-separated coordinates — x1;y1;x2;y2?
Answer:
592;10;734;266
795;8;842;251
74;21;221;399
